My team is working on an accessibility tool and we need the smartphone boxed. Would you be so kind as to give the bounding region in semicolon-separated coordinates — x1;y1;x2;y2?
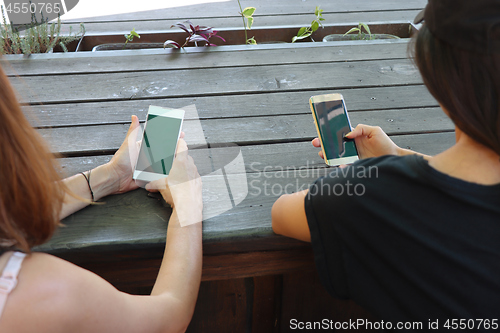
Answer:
133;106;184;184
309;93;359;166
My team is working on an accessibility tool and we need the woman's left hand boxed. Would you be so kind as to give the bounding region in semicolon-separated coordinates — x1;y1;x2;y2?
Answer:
106;115;142;194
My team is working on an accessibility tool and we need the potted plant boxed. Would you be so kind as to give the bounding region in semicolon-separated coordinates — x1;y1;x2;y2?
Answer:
322;22;399;42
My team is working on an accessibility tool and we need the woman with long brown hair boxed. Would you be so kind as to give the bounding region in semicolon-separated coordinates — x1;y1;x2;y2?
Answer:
0;60;203;331
272;0;500;326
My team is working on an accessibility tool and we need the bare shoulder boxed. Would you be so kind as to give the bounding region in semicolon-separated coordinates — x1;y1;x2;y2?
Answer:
0;253;171;333
0;252;98;332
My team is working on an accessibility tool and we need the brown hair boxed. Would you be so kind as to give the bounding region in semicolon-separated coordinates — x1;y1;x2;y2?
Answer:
413;25;500;156
0;65;66;252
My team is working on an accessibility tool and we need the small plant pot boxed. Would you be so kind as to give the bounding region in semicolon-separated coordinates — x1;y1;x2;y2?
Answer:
92;43;164;52
322;34;399;42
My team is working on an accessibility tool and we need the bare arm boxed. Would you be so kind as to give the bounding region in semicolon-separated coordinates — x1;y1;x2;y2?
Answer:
146;138;203;322
272;189;311;242
59;115;141;219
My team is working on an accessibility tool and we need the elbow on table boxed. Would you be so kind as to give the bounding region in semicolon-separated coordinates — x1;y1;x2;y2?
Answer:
271;194;287;236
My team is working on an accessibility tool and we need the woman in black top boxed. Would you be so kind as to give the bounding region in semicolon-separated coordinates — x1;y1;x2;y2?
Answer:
272;0;500;327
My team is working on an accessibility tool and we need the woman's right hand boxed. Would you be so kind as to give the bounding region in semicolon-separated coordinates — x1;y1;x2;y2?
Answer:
345;124;401;159
312;124;401;160
146;138;203;226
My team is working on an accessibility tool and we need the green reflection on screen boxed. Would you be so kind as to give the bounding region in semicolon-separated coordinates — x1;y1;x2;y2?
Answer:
136;114;182;175
313;99;357;160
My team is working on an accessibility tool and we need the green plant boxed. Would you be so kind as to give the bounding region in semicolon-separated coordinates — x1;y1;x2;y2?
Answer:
0;8;84;55
343;22;373;40
123;28;140;49
164;20;225;49
292;6;324;43
237;0;256;45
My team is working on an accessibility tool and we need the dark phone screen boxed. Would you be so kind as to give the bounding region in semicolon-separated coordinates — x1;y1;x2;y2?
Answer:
313;98;357;160
135;114;182;175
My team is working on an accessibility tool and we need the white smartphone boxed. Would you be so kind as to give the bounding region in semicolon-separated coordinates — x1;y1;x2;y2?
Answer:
133;106;184;184
309;93;359;166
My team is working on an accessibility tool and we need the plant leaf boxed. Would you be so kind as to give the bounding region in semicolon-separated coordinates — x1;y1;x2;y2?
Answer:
163;40;181;49
343;27;359;36
173;22;190;34
297;27;307;36
212;33;226;42
314;6;320;16
292;31;312;42
247;36;257;45
311;20;319;32
360;23;371;36
189;35;209;43
247;17;254;30
131;29;140;38
242;7;256;17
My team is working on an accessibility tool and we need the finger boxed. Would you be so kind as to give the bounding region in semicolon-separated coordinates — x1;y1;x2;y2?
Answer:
338;164;348;169
318;150;324;159
179;131;185;139
145;177;168;192
311;138;321;147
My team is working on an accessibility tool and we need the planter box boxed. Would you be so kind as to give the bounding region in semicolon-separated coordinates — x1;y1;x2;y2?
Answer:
66;22;417;52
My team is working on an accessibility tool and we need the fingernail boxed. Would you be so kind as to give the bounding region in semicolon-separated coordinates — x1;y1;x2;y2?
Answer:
346;131;353;136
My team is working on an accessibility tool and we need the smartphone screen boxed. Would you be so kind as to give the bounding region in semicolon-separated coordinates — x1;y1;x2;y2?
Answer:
310;94;358;166
133;106;184;183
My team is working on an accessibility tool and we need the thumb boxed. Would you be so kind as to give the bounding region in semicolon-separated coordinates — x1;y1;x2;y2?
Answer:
345;124;371;139
175;138;189;157
126;115;140;137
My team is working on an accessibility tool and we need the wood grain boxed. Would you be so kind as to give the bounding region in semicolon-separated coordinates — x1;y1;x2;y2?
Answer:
61;0;426;23
25;85;437;128
11;58;423;104
40;107;452;155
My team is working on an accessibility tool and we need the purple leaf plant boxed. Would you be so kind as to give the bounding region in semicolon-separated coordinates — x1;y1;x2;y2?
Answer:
164;20;226;49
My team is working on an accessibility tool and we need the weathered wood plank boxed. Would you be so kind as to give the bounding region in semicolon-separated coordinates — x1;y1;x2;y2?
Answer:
39;108;453;155
60;10;421;34
2;41;410;76
11;58;422;104
61;0;426;23
38;169;326;252
25;85;437;128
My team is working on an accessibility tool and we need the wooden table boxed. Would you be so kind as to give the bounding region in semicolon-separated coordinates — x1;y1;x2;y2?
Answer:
3;0;453;331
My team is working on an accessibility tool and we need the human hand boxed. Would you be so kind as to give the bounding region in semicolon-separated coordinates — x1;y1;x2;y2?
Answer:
146;139;202;226
105;115;141;194
312;124;401;160
345;124;400;159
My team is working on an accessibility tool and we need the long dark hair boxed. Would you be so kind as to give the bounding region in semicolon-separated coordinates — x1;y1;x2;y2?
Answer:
413;25;500;156
0;65;67;252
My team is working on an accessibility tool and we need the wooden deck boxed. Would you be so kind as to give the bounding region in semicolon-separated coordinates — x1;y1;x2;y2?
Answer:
2;0;453;331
